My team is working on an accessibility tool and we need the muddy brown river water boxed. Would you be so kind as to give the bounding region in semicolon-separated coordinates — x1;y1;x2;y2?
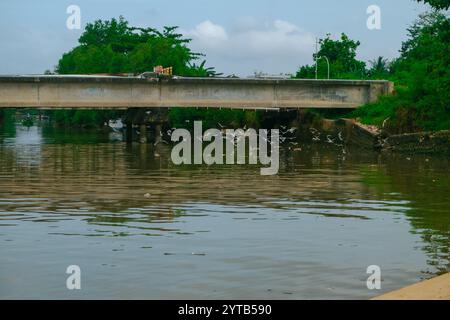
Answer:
0;124;449;299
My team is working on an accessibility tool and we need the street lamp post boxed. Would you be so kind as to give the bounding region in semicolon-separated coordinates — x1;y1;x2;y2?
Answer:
315;56;330;80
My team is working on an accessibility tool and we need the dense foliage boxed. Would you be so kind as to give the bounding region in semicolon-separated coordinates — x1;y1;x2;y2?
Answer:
352;12;450;132
418;0;450;10
57;17;214;76
295;33;367;80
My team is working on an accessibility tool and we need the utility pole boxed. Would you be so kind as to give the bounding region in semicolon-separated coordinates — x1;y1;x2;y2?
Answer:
315;37;318;80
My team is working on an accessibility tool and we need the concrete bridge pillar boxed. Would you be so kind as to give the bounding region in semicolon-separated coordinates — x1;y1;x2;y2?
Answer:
139;124;147;144
154;124;163;144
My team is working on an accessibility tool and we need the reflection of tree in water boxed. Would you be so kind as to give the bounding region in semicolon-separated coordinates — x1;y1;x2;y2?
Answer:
0;110;16;141
40;125;112;144
0;140;379;223
360;153;450;275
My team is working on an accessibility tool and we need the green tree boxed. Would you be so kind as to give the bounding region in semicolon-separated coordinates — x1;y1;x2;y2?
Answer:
417;0;450;10
295;33;366;79
57;17;213;76
353;11;450;132
368;57;391;79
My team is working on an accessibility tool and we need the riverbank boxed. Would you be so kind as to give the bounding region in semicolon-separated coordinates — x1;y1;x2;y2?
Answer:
316;118;450;154
373;273;450;300
382;130;450;154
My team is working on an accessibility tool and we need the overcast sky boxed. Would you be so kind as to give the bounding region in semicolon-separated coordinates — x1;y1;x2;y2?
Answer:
0;0;428;76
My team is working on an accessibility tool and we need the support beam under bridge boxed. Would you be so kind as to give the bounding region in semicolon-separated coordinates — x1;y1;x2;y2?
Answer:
0;75;393;109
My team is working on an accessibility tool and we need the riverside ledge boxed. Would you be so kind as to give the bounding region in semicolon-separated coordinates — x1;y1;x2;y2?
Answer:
373;273;450;300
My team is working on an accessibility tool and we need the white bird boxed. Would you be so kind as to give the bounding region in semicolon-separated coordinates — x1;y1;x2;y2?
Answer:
326;135;335;144
108;119;124;132
154;140;168;146
287;128;297;134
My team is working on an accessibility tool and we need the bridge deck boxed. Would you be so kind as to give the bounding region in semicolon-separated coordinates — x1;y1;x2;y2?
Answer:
0;75;393;109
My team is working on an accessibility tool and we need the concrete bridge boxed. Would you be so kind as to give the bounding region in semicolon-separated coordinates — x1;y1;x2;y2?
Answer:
0;75;393;109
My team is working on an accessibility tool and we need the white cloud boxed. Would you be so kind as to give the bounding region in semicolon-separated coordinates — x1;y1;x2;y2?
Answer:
189;20;228;44
182;18;316;76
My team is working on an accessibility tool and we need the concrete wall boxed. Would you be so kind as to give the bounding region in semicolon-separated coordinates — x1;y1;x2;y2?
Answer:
0;76;393;109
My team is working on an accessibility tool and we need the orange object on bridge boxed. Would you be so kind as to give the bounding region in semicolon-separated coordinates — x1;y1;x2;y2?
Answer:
153;66;173;76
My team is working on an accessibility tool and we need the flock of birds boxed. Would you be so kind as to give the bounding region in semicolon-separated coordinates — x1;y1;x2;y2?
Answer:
109;119;348;155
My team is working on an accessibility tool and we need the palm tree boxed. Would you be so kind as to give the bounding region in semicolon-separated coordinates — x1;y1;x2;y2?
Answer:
369;56;390;78
187;60;222;77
